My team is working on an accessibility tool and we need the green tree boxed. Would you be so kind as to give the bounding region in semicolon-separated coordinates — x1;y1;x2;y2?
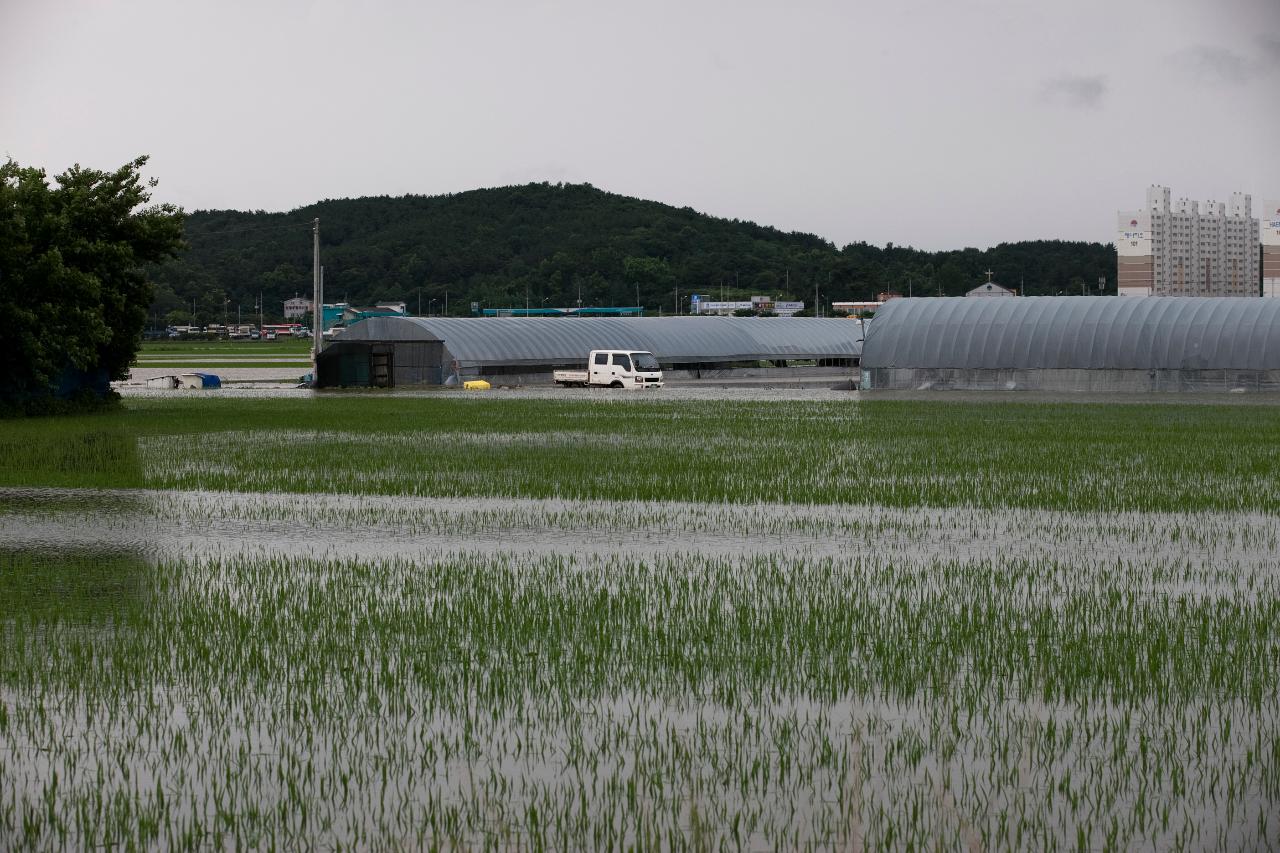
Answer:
0;156;184;413
622;256;674;307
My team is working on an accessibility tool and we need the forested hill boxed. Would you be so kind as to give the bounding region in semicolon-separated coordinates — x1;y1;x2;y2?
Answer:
148;182;1116;324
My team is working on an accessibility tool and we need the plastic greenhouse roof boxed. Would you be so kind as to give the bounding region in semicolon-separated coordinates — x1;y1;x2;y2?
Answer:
860;296;1280;370
340;316;864;366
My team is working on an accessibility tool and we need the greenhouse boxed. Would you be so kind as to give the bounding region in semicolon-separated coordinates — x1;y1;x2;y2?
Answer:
860;296;1280;392
315;315;864;387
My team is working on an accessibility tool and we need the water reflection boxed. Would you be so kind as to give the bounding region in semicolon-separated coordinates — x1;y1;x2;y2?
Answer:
1;487;1276;587
0;547;150;623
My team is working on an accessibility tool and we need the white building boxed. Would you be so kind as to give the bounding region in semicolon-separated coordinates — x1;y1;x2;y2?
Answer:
283;296;313;319
832;301;884;315
690;295;805;316
967;271;1016;297
1263;200;1280;298
1117;186;1260;297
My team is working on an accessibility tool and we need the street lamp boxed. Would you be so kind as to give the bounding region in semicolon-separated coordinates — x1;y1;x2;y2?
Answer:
429;298;437;316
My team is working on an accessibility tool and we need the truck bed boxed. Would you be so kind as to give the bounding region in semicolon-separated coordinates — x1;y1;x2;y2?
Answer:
552;370;589;386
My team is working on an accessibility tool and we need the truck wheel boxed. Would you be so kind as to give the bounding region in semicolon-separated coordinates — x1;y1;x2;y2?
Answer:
610;381;623;388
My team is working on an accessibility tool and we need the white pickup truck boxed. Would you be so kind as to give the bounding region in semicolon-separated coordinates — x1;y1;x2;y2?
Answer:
553;349;664;389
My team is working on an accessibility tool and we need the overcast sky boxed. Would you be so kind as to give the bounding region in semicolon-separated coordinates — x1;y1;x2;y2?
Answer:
3;0;1278;250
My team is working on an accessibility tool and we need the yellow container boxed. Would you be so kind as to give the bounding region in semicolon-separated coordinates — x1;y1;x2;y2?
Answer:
463;380;491;391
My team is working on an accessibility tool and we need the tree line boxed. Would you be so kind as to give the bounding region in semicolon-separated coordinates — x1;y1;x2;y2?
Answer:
148;182;1117;325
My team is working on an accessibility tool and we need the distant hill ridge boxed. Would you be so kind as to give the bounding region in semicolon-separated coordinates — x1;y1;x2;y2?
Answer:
148;182;1116;324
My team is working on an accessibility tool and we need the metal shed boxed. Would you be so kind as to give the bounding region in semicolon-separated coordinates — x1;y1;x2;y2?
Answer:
860;296;1280;392
317;316;863;387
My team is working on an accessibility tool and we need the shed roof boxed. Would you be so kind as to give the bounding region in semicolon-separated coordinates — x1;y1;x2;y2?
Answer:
341;316;863;366
861;296;1280;370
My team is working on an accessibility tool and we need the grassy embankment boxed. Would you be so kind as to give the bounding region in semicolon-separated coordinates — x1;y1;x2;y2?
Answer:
138;338;313;356
133;338;313;368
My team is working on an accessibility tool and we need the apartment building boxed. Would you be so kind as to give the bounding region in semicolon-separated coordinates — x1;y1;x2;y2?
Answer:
1117;185;1260;297
1264;200;1280;298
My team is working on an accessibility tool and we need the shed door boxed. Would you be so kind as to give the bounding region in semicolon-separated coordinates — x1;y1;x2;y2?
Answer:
392;341;445;386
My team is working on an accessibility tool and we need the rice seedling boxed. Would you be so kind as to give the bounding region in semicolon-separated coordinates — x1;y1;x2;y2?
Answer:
1;395;1277;849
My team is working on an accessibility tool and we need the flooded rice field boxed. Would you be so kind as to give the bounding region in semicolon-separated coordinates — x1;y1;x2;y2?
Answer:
118;381;864;401
3;486;1279;573
117;376;1280;406
3;484;1279;849
3;397;1279;849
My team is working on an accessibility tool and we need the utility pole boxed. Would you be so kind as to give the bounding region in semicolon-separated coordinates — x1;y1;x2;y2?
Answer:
311;218;322;365
444;289;448;316
815;281;819;318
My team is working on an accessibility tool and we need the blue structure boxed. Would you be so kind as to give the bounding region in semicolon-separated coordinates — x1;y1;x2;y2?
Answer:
188;373;222;389
345;306;406;326
321;303;348;331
